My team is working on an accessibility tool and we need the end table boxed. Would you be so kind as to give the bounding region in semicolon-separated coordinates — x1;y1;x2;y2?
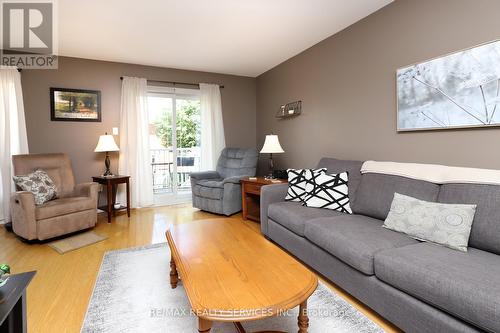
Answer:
0;271;36;333
240;177;287;222
92;175;131;223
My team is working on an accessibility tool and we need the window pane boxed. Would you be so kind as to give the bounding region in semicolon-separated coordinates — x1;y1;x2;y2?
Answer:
149;95;173;193
176;98;201;192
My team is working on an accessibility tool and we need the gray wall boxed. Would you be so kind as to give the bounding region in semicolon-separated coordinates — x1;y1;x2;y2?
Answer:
21;56;256;184
256;0;500;173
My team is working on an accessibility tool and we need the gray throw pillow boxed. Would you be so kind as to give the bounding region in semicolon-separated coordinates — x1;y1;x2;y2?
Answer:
13;169;58;205
383;193;476;252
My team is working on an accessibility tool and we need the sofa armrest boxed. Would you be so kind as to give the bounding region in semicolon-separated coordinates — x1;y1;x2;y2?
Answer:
10;191;37;240
260;183;289;236
74;182;99;207
190;171;220;180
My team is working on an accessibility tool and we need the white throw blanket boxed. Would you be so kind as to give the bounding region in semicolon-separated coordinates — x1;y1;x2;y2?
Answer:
361;161;500;185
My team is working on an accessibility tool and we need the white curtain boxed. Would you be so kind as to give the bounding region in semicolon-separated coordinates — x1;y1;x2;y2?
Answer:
0;68;28;223
200;83;225;170
118;77;153;208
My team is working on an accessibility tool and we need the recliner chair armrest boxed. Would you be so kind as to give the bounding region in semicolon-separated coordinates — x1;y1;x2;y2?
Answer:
73;182;99;206
222;175;248;184
190;171;220;180
260;183;289;236
10;191;37;240
11;191;36;206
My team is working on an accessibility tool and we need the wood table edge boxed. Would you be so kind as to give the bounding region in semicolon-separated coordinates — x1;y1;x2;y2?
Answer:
165;228;319;322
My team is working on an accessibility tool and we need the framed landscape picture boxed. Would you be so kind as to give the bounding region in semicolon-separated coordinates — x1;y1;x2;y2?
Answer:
50;88;101;122
397;39;500;131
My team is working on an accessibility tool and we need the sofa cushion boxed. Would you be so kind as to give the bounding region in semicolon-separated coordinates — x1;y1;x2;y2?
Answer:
352;173;440;220
438;183;500;255
35;196;95;220
305;215;418;275
316;158;363;203
374;243;500;333
192;179;224;200
268;201;344;237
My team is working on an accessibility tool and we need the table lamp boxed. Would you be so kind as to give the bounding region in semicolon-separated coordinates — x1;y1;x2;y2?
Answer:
94;133;120;176
260;134;284;179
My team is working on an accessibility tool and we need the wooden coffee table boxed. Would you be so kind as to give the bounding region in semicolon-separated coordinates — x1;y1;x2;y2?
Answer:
166;219;318;333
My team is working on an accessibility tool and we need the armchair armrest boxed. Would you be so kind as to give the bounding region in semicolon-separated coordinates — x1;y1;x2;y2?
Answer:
10;191;37;240
190;171;220;180
260;183;289;236
74;182;99;207
223;175;250;184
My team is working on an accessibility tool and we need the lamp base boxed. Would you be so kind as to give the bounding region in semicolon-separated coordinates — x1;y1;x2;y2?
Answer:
266;154;276;180
102;152;114;177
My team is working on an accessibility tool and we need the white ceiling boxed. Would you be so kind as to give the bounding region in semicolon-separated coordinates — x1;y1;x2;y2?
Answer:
58;0;393;77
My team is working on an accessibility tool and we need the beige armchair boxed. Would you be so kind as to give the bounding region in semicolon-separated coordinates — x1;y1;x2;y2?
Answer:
10;153;99;241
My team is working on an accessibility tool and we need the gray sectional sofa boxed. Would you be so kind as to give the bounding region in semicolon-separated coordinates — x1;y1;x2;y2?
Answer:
260;157;500;333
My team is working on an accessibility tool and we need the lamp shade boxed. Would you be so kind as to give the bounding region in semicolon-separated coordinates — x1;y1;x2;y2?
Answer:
94;134;120;152
260;135;284;154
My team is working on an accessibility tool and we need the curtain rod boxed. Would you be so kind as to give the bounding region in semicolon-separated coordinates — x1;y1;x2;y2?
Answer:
119;76;224;89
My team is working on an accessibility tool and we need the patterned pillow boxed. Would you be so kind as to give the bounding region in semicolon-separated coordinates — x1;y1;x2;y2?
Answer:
13;169;58;205
383;193;476;252
285;168;326;202
303;172;352;213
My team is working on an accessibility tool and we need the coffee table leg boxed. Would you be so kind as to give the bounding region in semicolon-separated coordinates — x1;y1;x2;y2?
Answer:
198;317;212;333
298;300;309;333
170;257;179;289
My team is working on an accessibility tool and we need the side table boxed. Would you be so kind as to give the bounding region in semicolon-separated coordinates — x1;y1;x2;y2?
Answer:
92;175;131;223
0;271;36;333
240;177;287;222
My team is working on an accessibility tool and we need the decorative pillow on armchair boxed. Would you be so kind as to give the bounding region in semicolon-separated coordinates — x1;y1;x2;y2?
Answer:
285;168;326;202
13;169;58;205
303;172;352;213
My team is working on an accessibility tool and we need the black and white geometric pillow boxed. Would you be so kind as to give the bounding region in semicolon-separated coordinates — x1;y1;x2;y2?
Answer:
303;172;352;213
285;168;326;202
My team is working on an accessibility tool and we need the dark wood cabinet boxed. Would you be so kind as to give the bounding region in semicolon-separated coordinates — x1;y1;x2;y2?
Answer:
0;271;36;333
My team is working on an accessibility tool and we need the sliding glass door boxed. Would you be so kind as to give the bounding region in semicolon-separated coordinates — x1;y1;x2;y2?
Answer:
148;87;201;205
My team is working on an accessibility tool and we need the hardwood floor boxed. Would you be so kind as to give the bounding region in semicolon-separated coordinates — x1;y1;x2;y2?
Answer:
0;204;400;333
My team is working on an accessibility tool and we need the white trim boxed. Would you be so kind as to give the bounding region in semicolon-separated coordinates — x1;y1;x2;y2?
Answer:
361;161;500;185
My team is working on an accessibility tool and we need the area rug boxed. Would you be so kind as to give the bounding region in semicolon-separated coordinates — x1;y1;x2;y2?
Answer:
81;243;384;333
48;231;107;254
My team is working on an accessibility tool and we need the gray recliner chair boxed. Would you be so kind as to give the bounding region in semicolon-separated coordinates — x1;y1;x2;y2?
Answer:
190;148;258;216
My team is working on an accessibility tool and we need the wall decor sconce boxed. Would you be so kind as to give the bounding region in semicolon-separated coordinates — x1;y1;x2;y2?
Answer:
275;100;301;119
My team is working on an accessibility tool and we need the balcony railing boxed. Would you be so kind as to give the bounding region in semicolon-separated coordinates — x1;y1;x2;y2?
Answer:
151;147;200;194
